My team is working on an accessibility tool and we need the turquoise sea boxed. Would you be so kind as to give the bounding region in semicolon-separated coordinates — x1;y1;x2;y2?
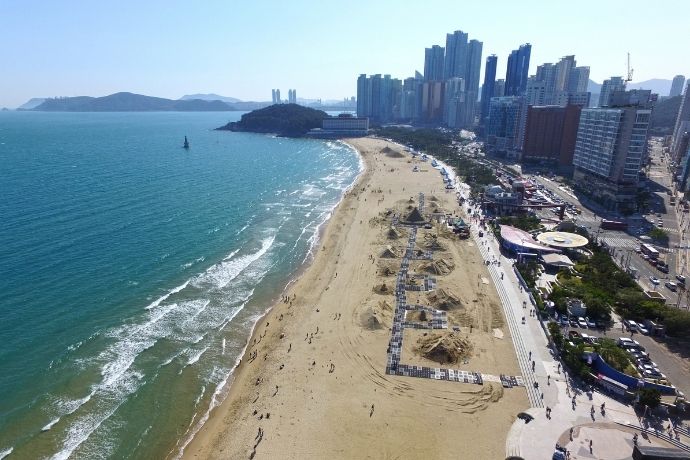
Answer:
0;111;361;459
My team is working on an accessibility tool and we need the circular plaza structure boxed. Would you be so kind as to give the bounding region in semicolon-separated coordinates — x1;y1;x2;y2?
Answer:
536;231;589;249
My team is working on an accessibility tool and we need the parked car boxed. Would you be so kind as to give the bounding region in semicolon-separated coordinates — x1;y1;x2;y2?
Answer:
569;319;579;328
585;317;596;328
649;276;660;285
559;317;569;327
577;317;588;328
658;265;669;273
676;274;686;285
638;324;649;335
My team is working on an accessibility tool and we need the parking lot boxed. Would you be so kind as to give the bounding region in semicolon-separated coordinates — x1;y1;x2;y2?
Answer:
556;317;690;397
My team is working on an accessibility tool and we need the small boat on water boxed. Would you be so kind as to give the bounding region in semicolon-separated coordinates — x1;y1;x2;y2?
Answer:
183;136;190;149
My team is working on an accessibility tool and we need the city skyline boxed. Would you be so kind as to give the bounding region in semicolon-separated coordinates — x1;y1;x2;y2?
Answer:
1;0;689;107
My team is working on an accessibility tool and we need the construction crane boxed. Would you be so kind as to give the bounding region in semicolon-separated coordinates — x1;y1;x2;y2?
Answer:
625;52;634;82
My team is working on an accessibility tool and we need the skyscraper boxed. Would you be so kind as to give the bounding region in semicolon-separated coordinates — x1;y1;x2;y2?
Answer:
444;77;465;128
670;75;686;97
357;74;371;117
671;82;690;161
554;55;576;93
444;31;468;80
568;67;590;93
480;55;498;124
598;77;626;107
485;96;524;155
493;79;506;98
271;89;277;104
464;39;483;126
505;44;531;96
275;89;281;104
423;45;445;81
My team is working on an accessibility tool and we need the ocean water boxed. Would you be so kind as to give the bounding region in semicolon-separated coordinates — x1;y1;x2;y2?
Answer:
0;111;361;459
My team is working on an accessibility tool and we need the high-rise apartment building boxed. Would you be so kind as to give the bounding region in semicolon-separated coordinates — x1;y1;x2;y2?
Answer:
493;79;506;98
444;31;468;80
505;44;531;96
568;67;590;93
286;89;297;104
464;39;483;126
554;55;576;93
670;75;686;97
357;74;371;118
671;82;690;161
444;77;466;128
424;45;445;81
480;55;498;124
356;74;402;123
598;77;626;107
572;91;652;210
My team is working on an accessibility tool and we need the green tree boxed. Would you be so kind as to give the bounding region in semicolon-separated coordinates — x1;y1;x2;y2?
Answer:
637;388;661;410
648;228;669;244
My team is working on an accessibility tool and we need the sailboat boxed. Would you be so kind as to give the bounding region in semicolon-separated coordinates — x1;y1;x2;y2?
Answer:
183;136;190;149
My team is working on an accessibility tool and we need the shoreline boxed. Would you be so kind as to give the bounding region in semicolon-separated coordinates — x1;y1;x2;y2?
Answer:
182;137;527;459
177;140;369;459
173;139;366;458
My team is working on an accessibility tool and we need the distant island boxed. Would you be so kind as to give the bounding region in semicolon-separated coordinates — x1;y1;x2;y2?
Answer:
20;92;271;112
216;104;327;137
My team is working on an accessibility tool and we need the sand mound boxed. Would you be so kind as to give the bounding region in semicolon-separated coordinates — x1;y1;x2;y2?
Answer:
380;245;399;258
387;226;401;239
423;234;445;250
373;282;392;294
381;146;404;158
416;332;473;364
427;288;463;311
403;207;426;224
420;258;455;275
378;263;397;277
360;301;393;330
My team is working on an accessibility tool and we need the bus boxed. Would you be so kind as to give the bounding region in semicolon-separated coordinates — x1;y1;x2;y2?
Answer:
640;243;659;260
601;219;628;230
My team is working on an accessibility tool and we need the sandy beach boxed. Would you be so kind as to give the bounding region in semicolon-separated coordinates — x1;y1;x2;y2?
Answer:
182;137;529;460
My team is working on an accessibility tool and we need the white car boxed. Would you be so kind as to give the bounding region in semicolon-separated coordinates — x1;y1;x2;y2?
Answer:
638;325;650;335
577;317;588;328
649;276;660;285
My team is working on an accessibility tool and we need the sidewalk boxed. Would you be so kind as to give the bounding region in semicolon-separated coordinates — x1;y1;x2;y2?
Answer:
457;186;689;458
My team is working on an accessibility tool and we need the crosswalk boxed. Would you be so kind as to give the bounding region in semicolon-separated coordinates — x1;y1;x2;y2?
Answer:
599;235;639;250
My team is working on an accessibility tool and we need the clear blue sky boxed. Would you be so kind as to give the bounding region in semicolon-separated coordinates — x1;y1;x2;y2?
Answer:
1;0;688;107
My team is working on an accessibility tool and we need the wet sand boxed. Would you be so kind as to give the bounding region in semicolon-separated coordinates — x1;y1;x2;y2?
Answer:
182;137;528;460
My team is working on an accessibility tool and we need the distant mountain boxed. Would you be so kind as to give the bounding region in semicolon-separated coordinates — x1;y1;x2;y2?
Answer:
17;98;47;110
628;79;672;95
587;79;602;94
180;93;242;103
650;95;682;133
587;78;673;96
217;104;327;137
33;92;235;111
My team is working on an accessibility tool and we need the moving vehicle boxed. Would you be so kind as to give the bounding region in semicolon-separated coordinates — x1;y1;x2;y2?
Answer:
601;219;628;230
665;281;677;291
676;274;686;285
649;276;660;285
641;243;659;259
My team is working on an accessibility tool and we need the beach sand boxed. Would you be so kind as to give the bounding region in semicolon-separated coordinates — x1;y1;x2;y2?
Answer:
182;137;529;460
